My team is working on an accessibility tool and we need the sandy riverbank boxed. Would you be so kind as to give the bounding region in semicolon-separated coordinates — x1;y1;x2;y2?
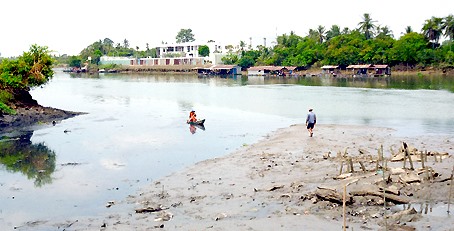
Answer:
24;124;454;230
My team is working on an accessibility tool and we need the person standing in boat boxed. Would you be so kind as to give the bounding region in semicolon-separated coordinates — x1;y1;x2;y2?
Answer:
306;108;316;137
188;110;197;123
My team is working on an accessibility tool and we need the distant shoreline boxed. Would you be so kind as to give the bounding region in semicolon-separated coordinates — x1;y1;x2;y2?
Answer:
99;65;454;76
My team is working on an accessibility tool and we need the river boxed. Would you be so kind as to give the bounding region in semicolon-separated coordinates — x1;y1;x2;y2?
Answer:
0;70;453;229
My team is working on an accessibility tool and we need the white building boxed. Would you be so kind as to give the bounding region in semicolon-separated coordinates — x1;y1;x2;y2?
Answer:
156;41;225;58
155;41;227;65
99;41;233;67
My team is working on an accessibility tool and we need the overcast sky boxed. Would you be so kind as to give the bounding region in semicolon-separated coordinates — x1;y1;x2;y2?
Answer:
0;0;452;57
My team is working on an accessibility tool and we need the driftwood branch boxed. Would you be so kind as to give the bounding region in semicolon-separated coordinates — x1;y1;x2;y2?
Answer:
315;188;353;205
350;190;410;204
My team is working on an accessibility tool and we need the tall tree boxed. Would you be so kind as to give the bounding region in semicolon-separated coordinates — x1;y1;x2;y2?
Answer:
443;14;454;62
404;26;413;34
198;45;210;57
390;32;427;66
358;13;377;40
103;38;114;47
307;29;319;42
376;25;393;38
316;25;326;44
422;16;443;46
176;28;195;43
443;14;454;41
326;25;341;41
123;39;130;49
342;27;350;34
239;41;246;51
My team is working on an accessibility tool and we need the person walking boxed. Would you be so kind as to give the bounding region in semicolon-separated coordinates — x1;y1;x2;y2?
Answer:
306;108;316;137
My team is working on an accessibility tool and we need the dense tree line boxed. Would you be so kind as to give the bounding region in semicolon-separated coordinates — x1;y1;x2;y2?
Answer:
223;13;454;70
58;38;158;67
60;14;454;71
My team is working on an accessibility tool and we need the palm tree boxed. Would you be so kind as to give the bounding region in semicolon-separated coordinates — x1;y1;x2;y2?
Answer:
358;13;377;40
316;25;326;44
342;27;350;34
443;14;454;41
326;25;341;41
239;40;246;51
404;26;413;34
123;39;130;49
422;16;443;45
308;29;319;42
376;25;393;38
443;14;454;62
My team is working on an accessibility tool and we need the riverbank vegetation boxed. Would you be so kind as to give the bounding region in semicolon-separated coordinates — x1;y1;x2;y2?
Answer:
57;13;454;73
221;13;454;71
0;45;54;114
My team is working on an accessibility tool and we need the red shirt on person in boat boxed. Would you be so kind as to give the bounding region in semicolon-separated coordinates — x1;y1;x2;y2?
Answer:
188;110;197;123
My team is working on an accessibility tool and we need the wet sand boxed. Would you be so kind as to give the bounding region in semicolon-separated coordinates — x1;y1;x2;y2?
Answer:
22;124;454;230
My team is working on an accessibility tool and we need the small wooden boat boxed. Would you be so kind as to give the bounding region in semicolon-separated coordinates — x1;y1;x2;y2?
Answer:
187;119;205;126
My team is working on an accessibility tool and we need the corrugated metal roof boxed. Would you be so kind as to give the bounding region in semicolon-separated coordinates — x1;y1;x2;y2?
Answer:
346;64;389;69
373;65;389;68
210;65;238;70
247;66;296;71
321;65;339;69
347;64;372;69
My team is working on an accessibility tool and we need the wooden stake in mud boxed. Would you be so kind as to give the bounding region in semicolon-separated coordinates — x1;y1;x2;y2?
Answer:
403;142;414;170
343;184;347;231
339;160;344;175
348;157;354;173
359;161;367;172
421;151;425;169
342;179;358;231
448;166;454;214
380;145;384;161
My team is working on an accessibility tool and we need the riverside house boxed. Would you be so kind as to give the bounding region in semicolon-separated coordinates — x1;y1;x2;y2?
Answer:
195;65;242;76
321;65;341;76
247;66;297;76
347;64;391;77
100;41;229;67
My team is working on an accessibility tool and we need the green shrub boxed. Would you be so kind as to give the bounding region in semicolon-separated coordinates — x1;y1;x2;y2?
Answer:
99;63;121;70
0;90;15;114
0;101;16;115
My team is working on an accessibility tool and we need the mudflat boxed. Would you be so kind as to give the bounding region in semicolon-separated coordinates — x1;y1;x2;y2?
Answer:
24;124;454;230
0;105;82;135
